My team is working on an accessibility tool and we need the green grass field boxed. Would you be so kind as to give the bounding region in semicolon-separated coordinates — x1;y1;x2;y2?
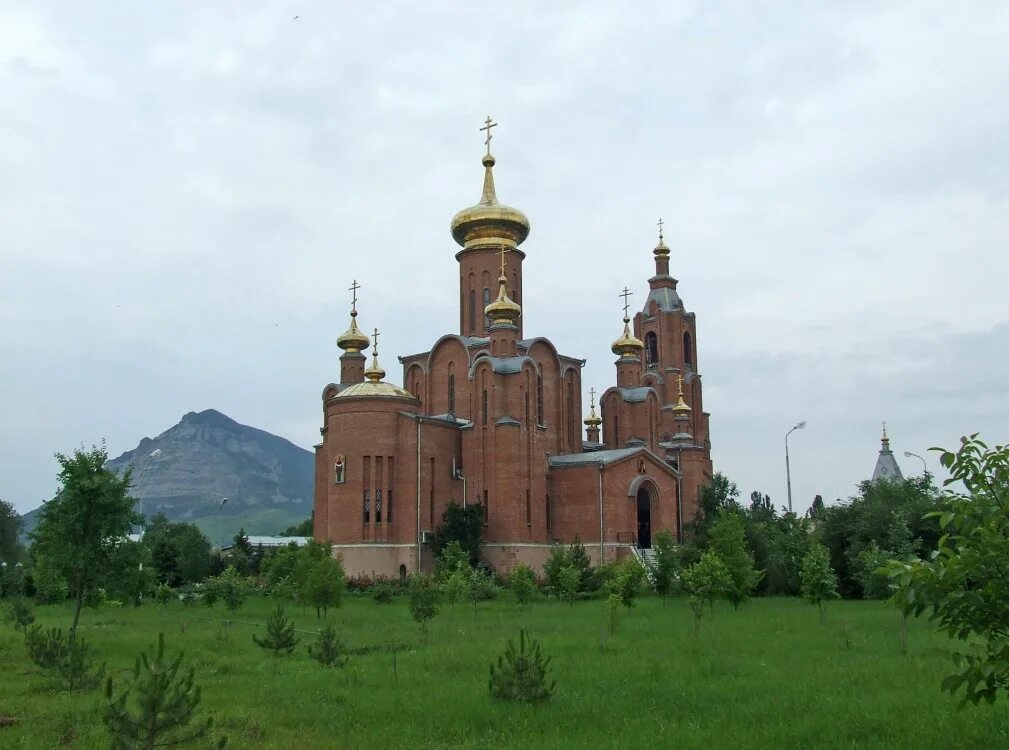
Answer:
2;594;1007;749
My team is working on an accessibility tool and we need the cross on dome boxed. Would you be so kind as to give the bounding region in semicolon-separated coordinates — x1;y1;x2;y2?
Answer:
619;287;633;320
657;217;664;241
480;116;498;156
348;279;361;314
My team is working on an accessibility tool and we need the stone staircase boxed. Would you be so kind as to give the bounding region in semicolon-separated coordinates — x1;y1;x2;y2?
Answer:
631;546;658;587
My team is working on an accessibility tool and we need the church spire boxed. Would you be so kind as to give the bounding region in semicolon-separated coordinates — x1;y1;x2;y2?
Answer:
653;217;671;277
336;279;369;384
364;328;386;383
584;386;602;445
872;421;904;481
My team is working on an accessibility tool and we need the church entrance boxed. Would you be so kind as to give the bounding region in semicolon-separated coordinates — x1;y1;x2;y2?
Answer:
636;485;652;549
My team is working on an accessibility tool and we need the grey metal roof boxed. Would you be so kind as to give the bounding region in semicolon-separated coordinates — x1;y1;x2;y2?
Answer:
495;416;520;426
549;447;642;468
481;355;529;374
642;284;682;314
872;446;904;481
619;386;653;403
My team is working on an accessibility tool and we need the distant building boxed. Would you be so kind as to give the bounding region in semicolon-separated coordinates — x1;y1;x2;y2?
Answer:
221;536;310;552
312;125;713;578
871;425;904;481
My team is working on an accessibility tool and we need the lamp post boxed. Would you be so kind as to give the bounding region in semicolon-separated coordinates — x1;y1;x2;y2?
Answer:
218;497;228;550
785;421;807;515
903;450;927;476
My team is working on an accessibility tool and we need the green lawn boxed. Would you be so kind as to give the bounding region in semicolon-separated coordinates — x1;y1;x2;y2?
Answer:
2;594;1007;749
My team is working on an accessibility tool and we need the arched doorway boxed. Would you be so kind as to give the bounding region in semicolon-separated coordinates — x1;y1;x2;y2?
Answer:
636;485;652;549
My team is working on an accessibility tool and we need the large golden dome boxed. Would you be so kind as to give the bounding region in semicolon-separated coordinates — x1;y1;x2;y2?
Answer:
451;154;530;250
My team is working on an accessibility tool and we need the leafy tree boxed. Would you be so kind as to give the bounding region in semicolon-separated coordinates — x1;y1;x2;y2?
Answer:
408;574;440;638
683;472;740;557
488;629;555;702
884;435;1009;705
441;567;470;606
508;563;537;605
566;537;596;592
30;445;139;640
302;556;346;617
801;542;839;622
103;633;225;749
253;605;299;657
307;625;348;668
432;502;484;566
31;553;69;604
605;557;645;608
259;541;303;597
0;499;22;564
104;539;156;607
709;512;763;609
206;565;247;612
650;530;679;598
681;552;732;636
854;541;893;600
555;565;580;605
468;567;498;612
434;540;470;582
5;597;34;632
144;515;212;586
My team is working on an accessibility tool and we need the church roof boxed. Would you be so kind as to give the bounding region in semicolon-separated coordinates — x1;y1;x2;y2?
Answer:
642;283;682;314
480;355;529;374
549;447;643;467
617;386;653;403
872;427;904;481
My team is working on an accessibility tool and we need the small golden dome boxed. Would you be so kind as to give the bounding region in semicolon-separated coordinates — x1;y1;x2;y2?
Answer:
584;406;602;427
485;274;521;327
335;328;416;402
336;312;369;353
653;237;670;258
450;153;530;250
611;318;644;358
673;374;692;418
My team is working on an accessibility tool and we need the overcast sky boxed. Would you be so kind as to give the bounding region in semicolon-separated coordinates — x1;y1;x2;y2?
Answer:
2;2;1007;516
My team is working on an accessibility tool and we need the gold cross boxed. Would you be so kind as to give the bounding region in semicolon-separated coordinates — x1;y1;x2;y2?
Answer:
589;386;597;408
498;244;509;279
657;217;664;240
371;328;380;354
676;373;685;394
348;279;361;313
619;287;633;319
479;116;497;156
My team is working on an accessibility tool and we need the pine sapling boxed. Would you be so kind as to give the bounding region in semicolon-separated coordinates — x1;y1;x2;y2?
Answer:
5;597;35;633
253;605;298;657
103;633;225;749
489;628;555;702
58;634;105;691
307;625;349;669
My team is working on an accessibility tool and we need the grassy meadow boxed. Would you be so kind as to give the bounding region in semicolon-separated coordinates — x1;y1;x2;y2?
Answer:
2;593;1007;749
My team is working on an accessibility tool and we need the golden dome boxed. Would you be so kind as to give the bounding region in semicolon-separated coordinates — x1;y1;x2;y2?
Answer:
654;218;670;257
584;386;602;426
336;311;370;353
451;153;530;250
672;374;692;418
336;329;416;401
611;318;644;358
485;273;521;326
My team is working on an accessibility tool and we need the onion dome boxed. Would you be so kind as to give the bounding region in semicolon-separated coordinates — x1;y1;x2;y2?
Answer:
450;149;530;250
584;388;602;427
654;219;670;259
672;374;692;418
336;329;415;401
336;311;370;353
485;272;521;326
611;317;644;358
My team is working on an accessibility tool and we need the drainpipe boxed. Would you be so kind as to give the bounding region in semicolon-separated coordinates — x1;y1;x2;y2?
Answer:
415;416;422;573
597;463;605;565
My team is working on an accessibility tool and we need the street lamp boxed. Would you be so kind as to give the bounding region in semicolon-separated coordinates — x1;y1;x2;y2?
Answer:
903;450;927;475
785;421;807;514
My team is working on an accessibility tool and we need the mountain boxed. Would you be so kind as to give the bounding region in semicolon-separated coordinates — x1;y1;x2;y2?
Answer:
22;410;314;546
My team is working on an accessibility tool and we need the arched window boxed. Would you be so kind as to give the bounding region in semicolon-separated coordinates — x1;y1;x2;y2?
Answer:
468;289;476;334
448;373;456;415
482;287;491;329
536;374;544;426
645;332;658;369
683;331;693;368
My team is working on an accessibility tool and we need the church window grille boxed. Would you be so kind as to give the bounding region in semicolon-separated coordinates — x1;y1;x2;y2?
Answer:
482;390;488;426
363;490;370;523
645;332;659;370
536;374;544;426
683;331;693;368
448;374;456;415
375;489;382;523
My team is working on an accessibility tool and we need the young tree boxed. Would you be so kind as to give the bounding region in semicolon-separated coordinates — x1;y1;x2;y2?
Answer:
432;503;484;566
301;556;346;617
709;512;763;609
680;552;732;636
555;565;580;605
408;574;440;638
434;540;470;582
30;445;139;641
489;629;555;702
542;546;569;597
885;435;1009;705
307;625;349;668
683;472;741;558
104;633;225;748
566;537;595;592
650;529;679;599
801;542;839;623
253;605;299;657
441;567;470;606
207;565;247;612
5;597;34;632
508;563;537;605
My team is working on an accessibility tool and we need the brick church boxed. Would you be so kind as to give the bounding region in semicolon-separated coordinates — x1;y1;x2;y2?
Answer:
313;123;713;578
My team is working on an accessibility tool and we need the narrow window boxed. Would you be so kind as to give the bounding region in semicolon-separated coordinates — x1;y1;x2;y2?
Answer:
482;287;491;329
683;331;693;368
469;289;476;334
614;416;620;446
536;374;544;425
645;332;658;369
362;456;371;525
375;489;382;523
524;392;530;425
448;374;456;415
363;489;370;523
387;489;393;524
386;457;394;523
482;389;488;426
526;489;531;525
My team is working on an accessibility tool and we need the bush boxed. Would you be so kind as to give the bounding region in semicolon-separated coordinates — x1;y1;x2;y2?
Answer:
855;542;892;599
5;597;34;632
205;565;247;612
489;629;555;702
681;552;733;637
508;564;537;604
154;583;175;605
371;581;395;604
434;541;470;582
650;530;679;598
57;634;105;691
25;625;66;669
307;625;349;669
801;543;840;623
555;565;580;605
605;557;646;608
542;546;568;596
468;568;499;603
104;633;224;749
408;575;440;637
301;557;346;617
32;555;69;604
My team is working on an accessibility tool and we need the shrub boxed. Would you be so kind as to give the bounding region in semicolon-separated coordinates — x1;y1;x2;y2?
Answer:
253;605;298;657
371;581;394;604
542;546;568;597
555;565;580;605
681;552;733;637
605;557;646;608
709;512;763;609
434;541;470;582
650;530;679;598
209;565;248;612
104;633;224;749
5;597;34;632
489;629;555;702
441;568;470;606
566;537;596;592
408;575;440;637
468;568;499;603
508;564;537;605
31;555;69;604
25;625;67;669
154;583;175;605
57;634;105;691
307;625;349;669
854;542;892;600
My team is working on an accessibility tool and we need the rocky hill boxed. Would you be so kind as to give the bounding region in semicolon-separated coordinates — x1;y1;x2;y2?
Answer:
24;410;314;546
